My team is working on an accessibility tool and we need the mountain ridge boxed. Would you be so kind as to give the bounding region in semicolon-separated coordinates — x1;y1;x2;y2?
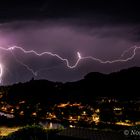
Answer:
0;66;139;106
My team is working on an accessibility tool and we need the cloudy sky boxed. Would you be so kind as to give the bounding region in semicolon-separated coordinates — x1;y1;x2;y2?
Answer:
0;0;140;84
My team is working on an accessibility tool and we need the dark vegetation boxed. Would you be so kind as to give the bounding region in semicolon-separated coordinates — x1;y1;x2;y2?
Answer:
0;125;59;140
0;125;129;140
0;125;85;140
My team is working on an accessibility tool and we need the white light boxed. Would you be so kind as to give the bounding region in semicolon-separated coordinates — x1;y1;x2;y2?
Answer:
77;52;82;59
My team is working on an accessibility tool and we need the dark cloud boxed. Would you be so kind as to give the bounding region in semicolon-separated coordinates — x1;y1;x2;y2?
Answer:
0;0;140;23
0;1;140;84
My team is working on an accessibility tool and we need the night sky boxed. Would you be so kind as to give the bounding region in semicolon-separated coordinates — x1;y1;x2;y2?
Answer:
0;0;140;85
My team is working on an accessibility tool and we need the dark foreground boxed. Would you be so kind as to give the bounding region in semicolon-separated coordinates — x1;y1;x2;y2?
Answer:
0;125;135;140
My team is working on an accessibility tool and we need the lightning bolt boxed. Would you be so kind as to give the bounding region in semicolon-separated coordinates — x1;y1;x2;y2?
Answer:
82;46;140;63
77;52;82;59
0;45;140;83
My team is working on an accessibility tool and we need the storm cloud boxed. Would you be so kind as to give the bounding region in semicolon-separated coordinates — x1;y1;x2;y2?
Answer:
0;0;140;84
0;19;139;84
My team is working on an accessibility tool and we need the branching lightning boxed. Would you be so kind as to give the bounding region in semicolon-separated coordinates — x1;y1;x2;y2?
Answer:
0;45;140;83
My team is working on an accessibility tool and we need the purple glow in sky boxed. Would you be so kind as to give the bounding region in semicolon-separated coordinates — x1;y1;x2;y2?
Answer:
0;18;140;84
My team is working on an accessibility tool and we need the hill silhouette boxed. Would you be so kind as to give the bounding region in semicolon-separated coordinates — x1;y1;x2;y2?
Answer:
0;67;140;106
